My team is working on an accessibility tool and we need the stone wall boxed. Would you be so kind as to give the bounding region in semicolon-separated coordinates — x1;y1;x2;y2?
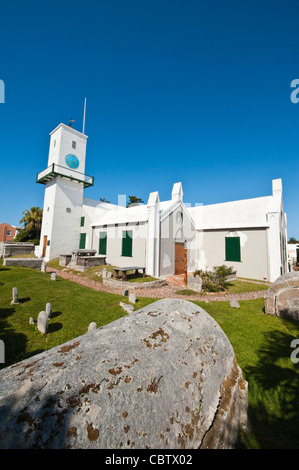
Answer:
2;243;35;258
265;272;299;320
103;277;167;290
0;299;247;449
3;258;43;270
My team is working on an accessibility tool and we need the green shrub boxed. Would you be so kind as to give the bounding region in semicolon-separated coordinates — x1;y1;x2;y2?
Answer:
193;265;234;292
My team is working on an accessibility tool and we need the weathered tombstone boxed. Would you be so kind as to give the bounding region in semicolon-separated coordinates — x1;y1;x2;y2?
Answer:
106;271;112;278
29;317;34;325
51;272;57;281
37;311;48;334
46;303;52;318
129;292;136;304
187;274;202;293
123;289;129;296
10;287;19;305
119;301;134;314
88;322;97;332
230;299;240;309
102;268;107;278
41;261;47;273
0;340;4;364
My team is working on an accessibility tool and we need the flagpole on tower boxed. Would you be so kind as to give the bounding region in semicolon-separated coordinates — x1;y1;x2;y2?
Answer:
82;96;86;134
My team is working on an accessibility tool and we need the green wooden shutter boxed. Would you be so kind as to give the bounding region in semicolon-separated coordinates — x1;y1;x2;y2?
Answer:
122;230;133;257
99;232;107;255
80;216;85;227
225;237;241;262
79;233;86;249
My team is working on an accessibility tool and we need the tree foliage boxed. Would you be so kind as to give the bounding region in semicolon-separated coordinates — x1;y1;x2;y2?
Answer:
126;195;144;208
288;237;299;244
15;207;43;242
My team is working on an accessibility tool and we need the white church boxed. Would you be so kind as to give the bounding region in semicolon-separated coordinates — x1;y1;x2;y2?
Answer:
37;122;288;283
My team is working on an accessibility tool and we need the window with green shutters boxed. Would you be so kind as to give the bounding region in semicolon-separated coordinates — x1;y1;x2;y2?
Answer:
121;230;133;257
80;217;85;227
225;236;241;262
99;232;107;255
79;233;86;249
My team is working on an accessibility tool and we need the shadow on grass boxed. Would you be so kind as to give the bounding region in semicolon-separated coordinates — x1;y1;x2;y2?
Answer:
244;321;299;448
18;297;31;304
47;322;63;333
0;307;28;370
51;311;62;319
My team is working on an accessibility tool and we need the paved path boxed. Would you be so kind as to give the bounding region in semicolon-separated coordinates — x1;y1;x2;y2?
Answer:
47;267;268;302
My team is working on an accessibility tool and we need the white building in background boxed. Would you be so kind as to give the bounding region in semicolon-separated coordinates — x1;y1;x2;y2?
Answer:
287;243;299;270
37;122;288;282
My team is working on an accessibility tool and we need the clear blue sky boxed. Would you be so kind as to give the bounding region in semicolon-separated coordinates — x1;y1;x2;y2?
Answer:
0;0;298;238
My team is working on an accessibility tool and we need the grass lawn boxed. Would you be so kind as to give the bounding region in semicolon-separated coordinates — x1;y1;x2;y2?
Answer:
195;299;299;449
0;263;155;368
47;258;158;283
1;263;299;448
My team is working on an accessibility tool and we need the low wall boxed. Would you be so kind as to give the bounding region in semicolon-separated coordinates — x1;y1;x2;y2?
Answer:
103;277;167;290
59;254;72;267
3;258;43;270
0;299;247;449
2;243;35;258
75;256;106;271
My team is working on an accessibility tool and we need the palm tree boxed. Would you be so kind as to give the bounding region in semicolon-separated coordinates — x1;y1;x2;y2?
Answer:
20;207;43;239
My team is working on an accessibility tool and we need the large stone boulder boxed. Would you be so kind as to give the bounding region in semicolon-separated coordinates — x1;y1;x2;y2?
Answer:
265;272;299;320
0;299;247;449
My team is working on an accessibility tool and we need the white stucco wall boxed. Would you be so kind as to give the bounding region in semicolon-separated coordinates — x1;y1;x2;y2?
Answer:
159;204;196;276
39;178;84;261
196;228;269;281
48;124;87;174
92;222;147;268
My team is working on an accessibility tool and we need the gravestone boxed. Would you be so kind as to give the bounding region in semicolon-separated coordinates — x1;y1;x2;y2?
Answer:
88;322;97;332
10;287;19;305
230;299;240;309
29;317;34;325
51;272;57;281
129;292;136;303
0;340;4;364
119;301;134;314
46;303;52;318
187;274;202;293
37;311;48;335
102;268;107;278
41;261;47;273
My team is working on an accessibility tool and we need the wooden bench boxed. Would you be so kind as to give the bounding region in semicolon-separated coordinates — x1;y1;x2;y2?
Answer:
113;266;147;281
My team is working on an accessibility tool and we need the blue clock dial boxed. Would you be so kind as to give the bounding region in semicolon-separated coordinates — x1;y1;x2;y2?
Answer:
65;154;79;169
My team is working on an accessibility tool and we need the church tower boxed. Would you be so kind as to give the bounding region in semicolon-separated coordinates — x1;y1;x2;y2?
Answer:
37;122;93;261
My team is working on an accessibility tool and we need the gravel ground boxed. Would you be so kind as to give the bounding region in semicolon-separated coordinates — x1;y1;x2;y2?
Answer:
47;267;267;302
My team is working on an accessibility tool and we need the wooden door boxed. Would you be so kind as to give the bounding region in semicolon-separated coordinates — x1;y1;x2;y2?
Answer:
42;235;47;258
175;242;185;274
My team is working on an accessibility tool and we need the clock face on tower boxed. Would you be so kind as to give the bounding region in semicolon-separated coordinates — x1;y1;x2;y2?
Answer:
65;154;79;169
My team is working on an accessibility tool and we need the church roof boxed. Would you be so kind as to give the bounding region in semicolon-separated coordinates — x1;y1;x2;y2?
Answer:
187;195;276;230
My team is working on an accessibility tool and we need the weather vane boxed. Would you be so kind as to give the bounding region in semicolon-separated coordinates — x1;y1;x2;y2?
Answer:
69;117;75;127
